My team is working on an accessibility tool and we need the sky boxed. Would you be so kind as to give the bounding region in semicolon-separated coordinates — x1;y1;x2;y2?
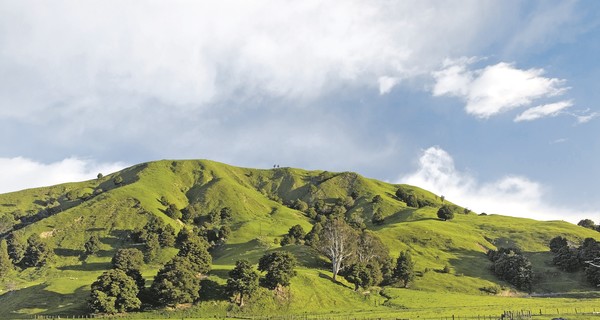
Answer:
1;0;599;223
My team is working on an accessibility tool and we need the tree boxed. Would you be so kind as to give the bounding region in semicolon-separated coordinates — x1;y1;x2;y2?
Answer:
21;234;53;268
143;233;160;263
226;260;259;306
552;246;580;272
84;234;101;256
6;232;25;265
97;173;103;180
282;225;305;246
372;195;383;204
393;251;415;288
488;248;533;292
112;248;144;271
220;207;233;223
159;224;177;248
166;204;182;220
549;236;568;253
578;219;596;230
318;218;357;281
258;251;297;289
0;239;12;277
371;210;385;225
88;269;141;313
437;205;454;221
177;233;212;275
114;176;123;185
219;225;232;241
356;231;389;266
345;263;372;291
151;256;201;306
293;199;309;212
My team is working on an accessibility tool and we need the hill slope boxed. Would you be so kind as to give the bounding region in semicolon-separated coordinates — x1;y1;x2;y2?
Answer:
0;159;599;318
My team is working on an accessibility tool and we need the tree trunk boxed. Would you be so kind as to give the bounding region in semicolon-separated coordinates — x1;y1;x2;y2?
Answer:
239;294;244;307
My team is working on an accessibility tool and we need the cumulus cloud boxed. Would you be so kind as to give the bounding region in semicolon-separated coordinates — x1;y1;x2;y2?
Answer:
399;147;596;222
433;60;570;119
378;76;400;95
0;157;127;194
514;100;573;122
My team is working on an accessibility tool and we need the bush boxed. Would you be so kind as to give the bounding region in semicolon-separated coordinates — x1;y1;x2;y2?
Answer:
437;205;454;221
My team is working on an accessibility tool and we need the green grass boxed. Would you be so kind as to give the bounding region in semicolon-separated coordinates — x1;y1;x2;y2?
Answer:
1;159;600;318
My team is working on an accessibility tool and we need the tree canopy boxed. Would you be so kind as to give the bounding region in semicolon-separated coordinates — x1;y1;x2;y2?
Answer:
258;251;297;289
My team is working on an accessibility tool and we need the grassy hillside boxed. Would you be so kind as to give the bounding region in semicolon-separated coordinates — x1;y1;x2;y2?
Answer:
0;159;599;319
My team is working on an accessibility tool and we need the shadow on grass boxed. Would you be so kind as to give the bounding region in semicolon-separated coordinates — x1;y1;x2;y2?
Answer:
318;272;352;290
54;248;83;257
57;261;111;272
0;283;89;317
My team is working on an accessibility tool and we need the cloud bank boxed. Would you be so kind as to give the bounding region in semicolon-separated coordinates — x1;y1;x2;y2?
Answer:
399;147;596;223
0;157;127;194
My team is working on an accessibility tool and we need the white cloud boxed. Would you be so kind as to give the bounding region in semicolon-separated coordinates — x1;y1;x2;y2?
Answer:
0;157;127;194
399;146;596;222
514;100;573;122
378;76;400;95
433;60;570;119
575;111;599;124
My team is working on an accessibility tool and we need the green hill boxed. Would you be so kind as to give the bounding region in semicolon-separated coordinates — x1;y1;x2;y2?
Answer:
0;159;599;319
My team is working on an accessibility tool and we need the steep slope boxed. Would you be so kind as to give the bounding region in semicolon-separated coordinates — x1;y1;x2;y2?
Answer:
0;160;599;318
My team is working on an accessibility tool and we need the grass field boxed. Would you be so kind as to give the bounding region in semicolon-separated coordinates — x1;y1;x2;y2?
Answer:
1;160;599;319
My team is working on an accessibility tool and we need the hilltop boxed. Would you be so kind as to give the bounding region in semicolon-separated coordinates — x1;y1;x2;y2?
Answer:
0;159;599;319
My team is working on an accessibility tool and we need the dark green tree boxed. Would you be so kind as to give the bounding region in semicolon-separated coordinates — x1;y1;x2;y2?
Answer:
219;225;232;241
114;176;123;185
371;210;385;225
159;224;177;248
258;251;297;289
226;259;259;306
220;207;233;223
578;219;596;230
166;204;182;220
345;263;372;291
293;199;309;212
88;269;141;314
488;248;533;292
177;234;212;275
21;235;53;268
6;232;25;265
151;256;201;306
436;205;454;221
0;239;12;277
549;236;568;254
84;234;101;256
393;251;415;288
371;195;383;204
144;233;160;263
552;246;580;272
112;248;144;271
584;258;600;287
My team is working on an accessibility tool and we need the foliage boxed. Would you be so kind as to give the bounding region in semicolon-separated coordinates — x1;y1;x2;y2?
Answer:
345;263;372;291
487;248;533;292
84;234;101;256
112;248;144;271
21;234;53;268
552;247;580;272
6;232;25;265
226;259;259;306
258;251;297;289
437;205;454;221
177;231;212;275
88;269;141;314
166;203;182;220
0;239;12;277
549;236;568;254
393;251;415;288
578;219;596;230
282;224;305;246
318;218;357;281
151;256;201;306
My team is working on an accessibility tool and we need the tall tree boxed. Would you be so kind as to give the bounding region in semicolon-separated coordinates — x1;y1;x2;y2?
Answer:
21;234;53;268
0;239;12;277
393;251;415;288
151;256;201;306
88;269;141;314
6;232;25;265
84;234;101;256
345;263;372;291
177;233;212;275
436;205;454;221
318;218;357;281
258;251;297;289
226;260;259;306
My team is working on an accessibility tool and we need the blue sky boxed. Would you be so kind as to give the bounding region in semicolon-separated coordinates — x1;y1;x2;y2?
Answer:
0;1;599;222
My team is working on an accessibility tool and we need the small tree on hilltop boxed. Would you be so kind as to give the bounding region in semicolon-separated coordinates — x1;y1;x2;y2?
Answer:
258;251;297;289
393;251;415;288
226;260;259;306
88;269;141;314
578;219;596;230
437;205;454;221
84;234;101;256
